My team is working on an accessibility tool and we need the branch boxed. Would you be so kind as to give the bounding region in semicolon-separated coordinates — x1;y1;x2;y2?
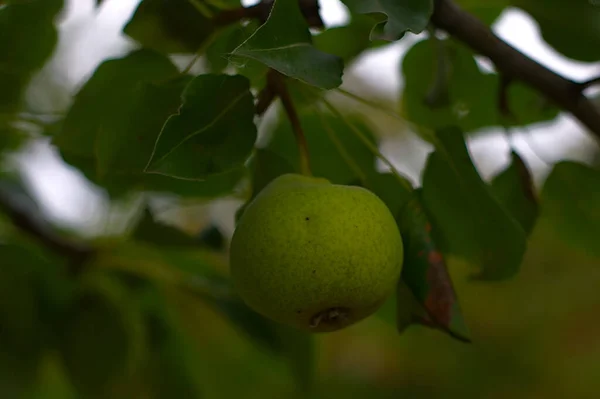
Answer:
214;0;324;28
579;76;600;91
0;186;95;275
430;0;600;140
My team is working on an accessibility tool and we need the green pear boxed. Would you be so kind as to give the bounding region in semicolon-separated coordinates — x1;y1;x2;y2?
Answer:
229;173;404;333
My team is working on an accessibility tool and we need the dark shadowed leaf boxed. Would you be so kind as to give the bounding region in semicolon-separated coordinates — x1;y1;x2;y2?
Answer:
539;161;600;257
400;39;559;135
123;0;218;54
421;126;527;280
230;0;343;89
490;150;539;235
511;0;600;62
131;207;199;248
0;0;62;115
360;171;413;217
341;0;433;41
57;272;146;396
397;190;471;342
145;74;256;180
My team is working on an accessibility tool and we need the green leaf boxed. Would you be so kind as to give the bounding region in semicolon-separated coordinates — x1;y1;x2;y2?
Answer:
248;148;296;198
400;39;559;134
123;0;217;54
0;0;63;117
511;0;600;62
140;287;204;399
490;150;539;236
313;15;384;63
539;161;600;257
230;0;343;89
265;113;376;185
53;50;246;197
206;21;261;73
361;171;413;217
57;272;146;396
397;191;471;342
421;126;527;280
145;74;257;180
341;0;433;41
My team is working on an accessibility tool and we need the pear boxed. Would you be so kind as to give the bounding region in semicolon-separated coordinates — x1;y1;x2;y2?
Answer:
229;174;404;333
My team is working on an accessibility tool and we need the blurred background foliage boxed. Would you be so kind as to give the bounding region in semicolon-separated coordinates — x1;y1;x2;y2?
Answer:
1;0;599;398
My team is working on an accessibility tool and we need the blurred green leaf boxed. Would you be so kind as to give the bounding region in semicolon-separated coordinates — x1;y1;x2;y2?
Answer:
539;161;600;257
511;0;600;62
123;0;218;54
361;171;413;217
57;272;146;396
313;15;385;63
398;190;471;342
230;0;343;89
341;0;433;41
490;150;539;236
145;74;256;180
0;0;63;114
400;39;559;134
139;287;204;399
265;113;376;185
421;126;527;280
248;148;296;198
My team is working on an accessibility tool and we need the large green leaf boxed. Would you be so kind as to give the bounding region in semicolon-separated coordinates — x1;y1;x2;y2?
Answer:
400;39;559;134
538;161;600;257
397;191;471;342
123;0;218;54
490;150;539;236
421;127;527;280
341;0;433;41
0;0;63;114
145;73;256;180
511;0;600;62
230;0;343;89
53;50;245;197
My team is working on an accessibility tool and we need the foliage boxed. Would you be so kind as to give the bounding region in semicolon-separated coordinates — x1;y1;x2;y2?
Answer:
0;0;599;398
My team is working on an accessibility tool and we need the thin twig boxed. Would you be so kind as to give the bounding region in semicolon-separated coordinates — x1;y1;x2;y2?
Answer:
430;0;600;140
267;70;312;176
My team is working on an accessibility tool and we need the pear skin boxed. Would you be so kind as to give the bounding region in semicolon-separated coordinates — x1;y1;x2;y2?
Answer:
229;174;404;333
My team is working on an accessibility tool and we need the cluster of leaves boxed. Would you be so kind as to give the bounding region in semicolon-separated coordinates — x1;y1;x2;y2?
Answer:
1;0;599;397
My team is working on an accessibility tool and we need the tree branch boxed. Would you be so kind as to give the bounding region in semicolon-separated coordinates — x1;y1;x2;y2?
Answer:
214;0;324;28
430;0;600;140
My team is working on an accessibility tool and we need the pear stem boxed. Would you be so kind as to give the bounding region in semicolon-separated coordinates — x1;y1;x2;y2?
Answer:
267;70;312;176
